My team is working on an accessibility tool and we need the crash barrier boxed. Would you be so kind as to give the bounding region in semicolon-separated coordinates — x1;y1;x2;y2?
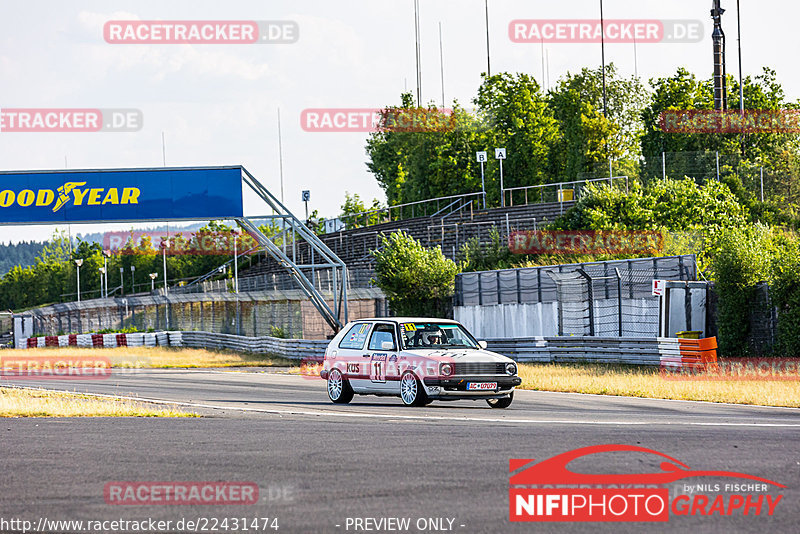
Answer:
18;332;716;368
486;336;718;369
168;331;328;361
22;333;159;349
674;337;719;370
18;331;328;361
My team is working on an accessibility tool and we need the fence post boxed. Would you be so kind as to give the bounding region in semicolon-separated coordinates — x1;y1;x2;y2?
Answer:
576;268;595;336
615;268;623;337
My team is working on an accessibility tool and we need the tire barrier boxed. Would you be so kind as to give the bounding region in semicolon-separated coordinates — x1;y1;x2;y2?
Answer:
19;333;160;350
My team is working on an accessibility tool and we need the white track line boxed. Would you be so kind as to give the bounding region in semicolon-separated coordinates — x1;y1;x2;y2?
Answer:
6;385;800;427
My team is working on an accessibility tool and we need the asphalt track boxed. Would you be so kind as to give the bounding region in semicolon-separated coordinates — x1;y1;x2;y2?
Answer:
1;368;799;534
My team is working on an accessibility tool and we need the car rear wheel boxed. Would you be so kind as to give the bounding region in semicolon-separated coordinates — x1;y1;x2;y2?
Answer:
487;392;513;409
400;372;428;407
327;368;354;404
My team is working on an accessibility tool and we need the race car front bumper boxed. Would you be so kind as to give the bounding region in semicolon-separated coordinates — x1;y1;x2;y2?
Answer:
423;375;521;397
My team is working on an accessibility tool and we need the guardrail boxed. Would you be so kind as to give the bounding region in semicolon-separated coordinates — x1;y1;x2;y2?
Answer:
502;176;628;208
486;336;717;368
18;331;714;368
339;191;486;230
18;331;328;361
171;331;328;360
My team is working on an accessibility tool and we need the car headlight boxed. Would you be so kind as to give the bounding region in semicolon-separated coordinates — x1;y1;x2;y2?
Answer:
440;363;453;376
505;362;517;376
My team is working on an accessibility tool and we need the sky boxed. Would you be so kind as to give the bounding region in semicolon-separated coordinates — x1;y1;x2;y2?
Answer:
0;0;796;243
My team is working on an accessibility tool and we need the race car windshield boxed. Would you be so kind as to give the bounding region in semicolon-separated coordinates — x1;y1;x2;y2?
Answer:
400;323;480;349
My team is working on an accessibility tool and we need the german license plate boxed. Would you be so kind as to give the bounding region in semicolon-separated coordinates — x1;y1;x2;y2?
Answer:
467;382;497;391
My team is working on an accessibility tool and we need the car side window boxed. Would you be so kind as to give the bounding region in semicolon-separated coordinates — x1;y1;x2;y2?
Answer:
338;323;372;350
368;324;397;351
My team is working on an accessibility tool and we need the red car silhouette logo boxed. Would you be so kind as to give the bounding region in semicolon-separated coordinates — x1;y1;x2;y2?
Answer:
510;444;785;487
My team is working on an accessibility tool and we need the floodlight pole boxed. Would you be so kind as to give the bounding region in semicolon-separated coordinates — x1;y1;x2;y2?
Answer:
130;265;135;293
233;232;239;294
480;161;486;209
163;240;169;295
102;252;110;298
75;259;83;303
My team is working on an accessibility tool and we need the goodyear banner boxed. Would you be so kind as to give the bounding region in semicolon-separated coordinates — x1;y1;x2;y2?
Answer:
0;167;244;224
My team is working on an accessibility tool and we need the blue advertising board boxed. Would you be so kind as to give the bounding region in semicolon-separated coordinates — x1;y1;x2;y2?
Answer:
0;166;244;224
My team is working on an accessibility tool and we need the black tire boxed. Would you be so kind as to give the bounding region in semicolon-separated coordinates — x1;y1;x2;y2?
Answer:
399;372;429;407
487;392;513;409
327;368;354;404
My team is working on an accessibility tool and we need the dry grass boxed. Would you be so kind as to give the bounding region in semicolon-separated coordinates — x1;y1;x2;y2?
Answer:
518;362;800;408
2;347;295;369
0;387;196;417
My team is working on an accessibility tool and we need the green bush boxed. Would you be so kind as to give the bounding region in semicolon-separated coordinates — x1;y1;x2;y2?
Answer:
710;225;775;356
555;179;748;231
371;231;459;317
460;227;515;272
771;241;800;355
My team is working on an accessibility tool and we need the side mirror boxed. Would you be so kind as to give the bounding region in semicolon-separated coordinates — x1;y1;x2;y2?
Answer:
381;341;395;351
478;340;488;350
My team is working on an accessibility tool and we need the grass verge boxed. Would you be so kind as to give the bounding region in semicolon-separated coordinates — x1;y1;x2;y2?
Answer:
0;387;196;417
517;362;800;408
2;347;296;369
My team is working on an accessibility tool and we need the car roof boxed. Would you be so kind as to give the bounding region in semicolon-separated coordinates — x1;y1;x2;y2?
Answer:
350;317;459;325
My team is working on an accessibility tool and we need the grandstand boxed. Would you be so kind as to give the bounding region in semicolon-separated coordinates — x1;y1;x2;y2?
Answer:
234;200;576;292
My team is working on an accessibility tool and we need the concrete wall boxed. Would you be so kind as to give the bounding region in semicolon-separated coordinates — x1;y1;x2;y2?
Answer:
19;288;386;340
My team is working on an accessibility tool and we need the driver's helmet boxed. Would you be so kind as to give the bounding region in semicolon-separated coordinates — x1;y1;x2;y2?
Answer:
425;330;444;345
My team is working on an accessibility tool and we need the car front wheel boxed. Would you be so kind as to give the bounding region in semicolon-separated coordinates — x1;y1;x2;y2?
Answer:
400;372;428;407
487;392;513;409
327;368;354;404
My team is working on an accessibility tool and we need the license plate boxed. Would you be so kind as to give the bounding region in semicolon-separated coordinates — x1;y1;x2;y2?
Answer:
467;382;497;391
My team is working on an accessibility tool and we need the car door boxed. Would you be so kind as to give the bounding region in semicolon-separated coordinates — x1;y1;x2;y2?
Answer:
334;322;373;392
364;322;399;393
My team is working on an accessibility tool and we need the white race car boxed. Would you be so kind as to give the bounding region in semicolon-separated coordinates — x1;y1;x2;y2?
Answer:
320;318;521;408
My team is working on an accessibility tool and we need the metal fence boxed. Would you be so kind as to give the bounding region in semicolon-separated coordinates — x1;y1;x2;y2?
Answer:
172;267;378;295
455;255;697;338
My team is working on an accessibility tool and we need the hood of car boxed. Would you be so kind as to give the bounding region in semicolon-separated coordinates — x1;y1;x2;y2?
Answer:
402;348;512;363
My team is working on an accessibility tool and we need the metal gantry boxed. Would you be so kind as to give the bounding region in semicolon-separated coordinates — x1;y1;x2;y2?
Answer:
239;167;348;332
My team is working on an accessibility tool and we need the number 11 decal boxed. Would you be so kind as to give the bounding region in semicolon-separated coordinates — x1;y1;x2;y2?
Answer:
370;357;386;383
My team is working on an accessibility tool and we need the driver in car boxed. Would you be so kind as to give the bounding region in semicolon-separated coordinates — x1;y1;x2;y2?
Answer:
425;330;444;346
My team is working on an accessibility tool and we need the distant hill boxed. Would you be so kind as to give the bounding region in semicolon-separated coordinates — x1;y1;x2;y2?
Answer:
0;241;47;274
75;222;208;245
